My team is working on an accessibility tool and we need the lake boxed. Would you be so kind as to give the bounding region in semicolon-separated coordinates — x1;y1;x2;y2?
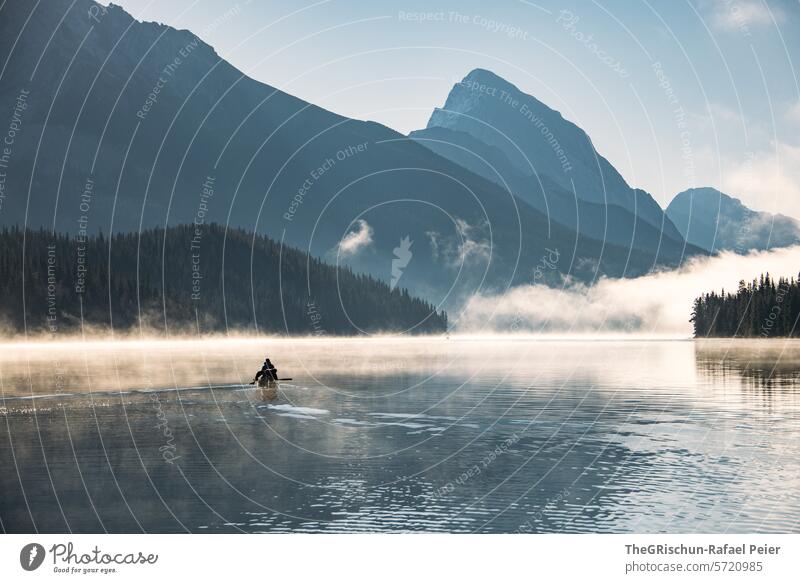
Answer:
1;336;799;533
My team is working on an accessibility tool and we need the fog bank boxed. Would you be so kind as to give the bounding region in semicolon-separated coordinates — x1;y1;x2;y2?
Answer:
457;246;800;335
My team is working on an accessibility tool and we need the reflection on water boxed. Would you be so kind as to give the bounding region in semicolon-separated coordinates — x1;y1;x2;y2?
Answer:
1;337;799;533
696;339;800;392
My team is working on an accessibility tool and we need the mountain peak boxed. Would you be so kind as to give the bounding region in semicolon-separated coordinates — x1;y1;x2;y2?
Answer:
461;68;513;86
426;69;566;150
669;187;753;221
667;187;800;253
422;68;680;240
674;187;735;202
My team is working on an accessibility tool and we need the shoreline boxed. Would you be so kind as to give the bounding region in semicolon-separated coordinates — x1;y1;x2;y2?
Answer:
0;333;767;349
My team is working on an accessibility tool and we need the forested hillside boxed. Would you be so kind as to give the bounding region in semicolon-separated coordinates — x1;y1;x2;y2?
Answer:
692;274;800;338
0;225;446;336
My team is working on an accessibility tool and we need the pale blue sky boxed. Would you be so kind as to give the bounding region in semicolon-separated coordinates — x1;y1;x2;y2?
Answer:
106;0;800;217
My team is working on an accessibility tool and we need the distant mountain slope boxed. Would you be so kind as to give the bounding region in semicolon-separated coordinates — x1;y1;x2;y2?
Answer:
415;69;685;243
409;125;694;257
667;188;800;253
0;1;695;309
0;224;446;335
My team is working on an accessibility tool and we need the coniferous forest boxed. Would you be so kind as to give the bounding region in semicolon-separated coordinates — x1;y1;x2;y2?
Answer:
0;225;447;336
691;274;800;338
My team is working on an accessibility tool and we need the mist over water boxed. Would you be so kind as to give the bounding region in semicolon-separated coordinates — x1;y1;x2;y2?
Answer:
1;336;799;533
457;245;800;335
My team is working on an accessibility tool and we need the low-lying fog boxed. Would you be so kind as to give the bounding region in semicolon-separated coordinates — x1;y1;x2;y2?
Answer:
1;335;799;400
458;245;800;334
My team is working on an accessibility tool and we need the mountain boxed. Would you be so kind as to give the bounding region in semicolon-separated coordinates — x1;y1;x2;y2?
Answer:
0;224;447;335
409;125;691;256
410;69;687;251
667;188;800;253
0;1;696;310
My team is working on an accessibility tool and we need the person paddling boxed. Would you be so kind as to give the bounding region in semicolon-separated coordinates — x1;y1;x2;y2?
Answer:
252;358;278;384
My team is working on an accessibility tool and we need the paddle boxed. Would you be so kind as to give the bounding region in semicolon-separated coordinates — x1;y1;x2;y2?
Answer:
249;378;292;384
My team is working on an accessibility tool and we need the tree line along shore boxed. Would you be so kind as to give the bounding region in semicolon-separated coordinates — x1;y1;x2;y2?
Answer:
692;274;800;338
0;224;447;337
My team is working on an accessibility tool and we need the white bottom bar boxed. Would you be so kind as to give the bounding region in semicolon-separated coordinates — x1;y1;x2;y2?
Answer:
1;534;798;582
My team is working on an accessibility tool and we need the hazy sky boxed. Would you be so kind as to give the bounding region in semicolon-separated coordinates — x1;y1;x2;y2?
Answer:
105;0;800;217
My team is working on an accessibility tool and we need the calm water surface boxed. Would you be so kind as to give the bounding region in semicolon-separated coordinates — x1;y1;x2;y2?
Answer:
1;337;799;533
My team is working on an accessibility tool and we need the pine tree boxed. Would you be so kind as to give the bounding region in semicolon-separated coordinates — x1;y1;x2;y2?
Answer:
692;275;800;338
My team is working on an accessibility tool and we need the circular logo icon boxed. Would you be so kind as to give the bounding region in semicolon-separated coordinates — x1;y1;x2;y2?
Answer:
20;543;46;571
